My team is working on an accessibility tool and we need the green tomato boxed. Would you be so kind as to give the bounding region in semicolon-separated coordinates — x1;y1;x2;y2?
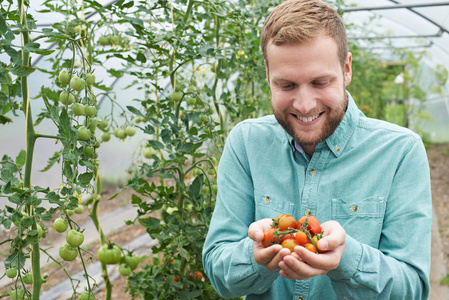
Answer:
10;289;24;300
79;290;95;300
171;91;183;102
22;272;33;284
59;69;71;85
6;267;17;278
66;229;84;247
199;113;208;123
72;103;85;116
59;91;75;105
98;119;109;129
53;218;68;233
77;126;91;141
59;243;78;261
88;117;98;131
124;254;139;270
84;105;97;117
142;146;156;159
114;128;126;140
83;146;94;156
125;126;136;137
85;73;95;86
74;204;84;214
207;168;215;175
97;243;122;265
187;97;196;106
66;209;75;216
37;223;44;238
70;76;86;92
98;36;110;46
119;264;132;276
101;132;111;142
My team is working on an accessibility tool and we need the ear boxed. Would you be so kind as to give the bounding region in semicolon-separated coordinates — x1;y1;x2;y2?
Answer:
344;52;352;87
265;60;270;84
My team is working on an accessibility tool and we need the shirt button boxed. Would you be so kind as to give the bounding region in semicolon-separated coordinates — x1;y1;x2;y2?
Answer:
335;146;340;152
305;209;311;215
309;168;316;175
351;205;358;212
297;297;304;300
264;196;271;203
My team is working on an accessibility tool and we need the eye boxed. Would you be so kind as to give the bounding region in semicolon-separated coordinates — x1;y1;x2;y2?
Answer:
280;83;295;90
312;80;329;88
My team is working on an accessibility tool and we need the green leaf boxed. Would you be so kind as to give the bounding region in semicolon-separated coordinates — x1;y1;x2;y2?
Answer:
1;168;13;182
127;105;144;117
15;149;26;169
46;191;61;203
139;216;160;230
11;64;35;76
40;150;62;172
5;251;26;269
78;172;94;187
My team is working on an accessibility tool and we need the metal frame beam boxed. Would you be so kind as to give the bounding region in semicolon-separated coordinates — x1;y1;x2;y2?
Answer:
342;2;449;12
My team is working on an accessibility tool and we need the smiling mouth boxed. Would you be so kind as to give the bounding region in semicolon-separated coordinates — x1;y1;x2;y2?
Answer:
294;112;323;123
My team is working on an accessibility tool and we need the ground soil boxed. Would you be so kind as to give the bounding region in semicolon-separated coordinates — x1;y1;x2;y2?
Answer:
1;143;449;299
428;143;449;273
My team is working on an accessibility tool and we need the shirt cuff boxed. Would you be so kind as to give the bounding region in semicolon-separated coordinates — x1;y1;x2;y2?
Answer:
327;234;362;281
247;238;280;280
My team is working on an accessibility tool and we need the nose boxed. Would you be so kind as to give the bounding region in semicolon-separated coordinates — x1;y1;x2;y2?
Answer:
292;86;316;114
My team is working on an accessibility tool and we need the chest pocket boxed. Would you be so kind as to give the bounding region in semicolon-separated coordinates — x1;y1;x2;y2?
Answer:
331;196;386;247
254;190;296;221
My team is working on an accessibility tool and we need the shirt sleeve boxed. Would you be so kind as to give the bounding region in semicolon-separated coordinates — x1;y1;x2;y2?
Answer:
327;136;432;300
202;125;279;298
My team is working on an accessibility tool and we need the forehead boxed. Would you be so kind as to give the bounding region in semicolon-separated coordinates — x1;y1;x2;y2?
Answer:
266;36;342;79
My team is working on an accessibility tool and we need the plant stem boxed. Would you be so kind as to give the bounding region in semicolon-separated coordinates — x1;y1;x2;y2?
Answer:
18;0;42;298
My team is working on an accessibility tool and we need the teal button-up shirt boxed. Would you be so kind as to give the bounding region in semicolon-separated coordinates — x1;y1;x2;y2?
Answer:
202;93;431;300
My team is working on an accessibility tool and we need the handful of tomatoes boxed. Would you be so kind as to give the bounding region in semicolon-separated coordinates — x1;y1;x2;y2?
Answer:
262;214;324;253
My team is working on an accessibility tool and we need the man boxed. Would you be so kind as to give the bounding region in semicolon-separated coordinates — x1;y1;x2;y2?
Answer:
202;0;432;299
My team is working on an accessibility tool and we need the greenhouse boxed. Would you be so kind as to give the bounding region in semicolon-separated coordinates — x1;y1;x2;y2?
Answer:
0;0;448;299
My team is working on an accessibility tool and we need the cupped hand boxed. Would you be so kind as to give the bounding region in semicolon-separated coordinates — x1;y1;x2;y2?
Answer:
278;220;346;280
248;218;291;271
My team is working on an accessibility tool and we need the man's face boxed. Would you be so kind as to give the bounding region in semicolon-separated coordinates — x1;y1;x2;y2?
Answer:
266;36;352;154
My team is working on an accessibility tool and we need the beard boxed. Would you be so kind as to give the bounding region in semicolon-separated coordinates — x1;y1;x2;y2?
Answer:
273;92;347;148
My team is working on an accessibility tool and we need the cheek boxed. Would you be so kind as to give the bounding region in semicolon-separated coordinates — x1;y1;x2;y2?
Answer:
271;90;292;110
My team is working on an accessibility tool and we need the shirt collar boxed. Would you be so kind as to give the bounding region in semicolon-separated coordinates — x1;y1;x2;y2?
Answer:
288;91;360;157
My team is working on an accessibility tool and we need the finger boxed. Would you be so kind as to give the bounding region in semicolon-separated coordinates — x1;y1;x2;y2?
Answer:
319;221;346;251
253;244;282;266
248;218;273;241
279;255;320;280
279;269;295;280
295;245;340;271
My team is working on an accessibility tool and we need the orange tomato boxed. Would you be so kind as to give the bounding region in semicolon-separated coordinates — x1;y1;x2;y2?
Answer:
281;238;299;252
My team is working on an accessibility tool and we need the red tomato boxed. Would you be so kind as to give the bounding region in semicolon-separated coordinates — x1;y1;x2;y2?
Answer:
305;243;317;253
281;238;299;252
262;228;278;248
294;231;309;246
272;214;287;228
298;215;322;235
280;233;295;242
277;215;297;231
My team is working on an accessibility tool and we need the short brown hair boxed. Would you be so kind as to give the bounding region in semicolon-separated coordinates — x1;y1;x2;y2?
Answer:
261;0;348;68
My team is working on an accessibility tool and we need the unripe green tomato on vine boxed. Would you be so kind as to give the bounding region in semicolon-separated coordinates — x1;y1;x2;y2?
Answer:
114;128;126;139
22;272;33;284
98;36;110;46
77;126;91;141
53;218;68;233
59;243;78;261
70;76;85;92
101;132;111;142
84;105;97;117
79;290;95;300
125;126;136;136
10;289;24;300
88;118;97;131
199;114;208;123
6;268;17;278
171;91;183;102
85;73;95;86
98;119;108;129
74;204;84;214
142;146;156;158
72;103;85;116
59;69;71;85
59;91;75;105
